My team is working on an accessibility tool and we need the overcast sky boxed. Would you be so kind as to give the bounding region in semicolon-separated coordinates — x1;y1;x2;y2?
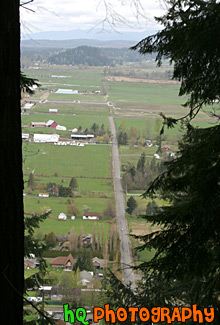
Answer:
20;0;166;38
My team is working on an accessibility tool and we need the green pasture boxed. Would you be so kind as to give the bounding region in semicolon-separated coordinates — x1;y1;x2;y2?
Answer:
23;66;104;90
114;116;214;139
47;93;106;102
33;103;109;116
21;113;109;131
24;198;113;237
23;143;111;178
23;174;113;194
119;145;159;166
24;195;113;218
107;81;186;105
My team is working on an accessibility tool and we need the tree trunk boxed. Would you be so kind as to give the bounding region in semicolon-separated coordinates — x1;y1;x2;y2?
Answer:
0;1;23;324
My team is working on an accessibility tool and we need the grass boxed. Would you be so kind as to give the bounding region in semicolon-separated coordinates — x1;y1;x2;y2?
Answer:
24;202;113;237
24;195;114;218
23;143;112;178
21;113;110;131
23;66;104;91
33;103;109;116
107;80;186;105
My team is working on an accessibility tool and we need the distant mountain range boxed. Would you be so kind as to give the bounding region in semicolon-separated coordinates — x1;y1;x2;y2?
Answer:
22;28;155;41
21;28;156;49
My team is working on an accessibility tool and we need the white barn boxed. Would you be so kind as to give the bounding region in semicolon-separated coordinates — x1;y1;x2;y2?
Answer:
33;134;59;143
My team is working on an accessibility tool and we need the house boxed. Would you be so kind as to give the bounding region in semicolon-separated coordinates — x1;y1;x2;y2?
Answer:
50;253;75;270
46;120;58;128
83;212;100;220
58;213;67;220
92;257;107;270
82;234;93;245
38;193;49;198
33;133;60;143
24;257;38;269
146;139;153;147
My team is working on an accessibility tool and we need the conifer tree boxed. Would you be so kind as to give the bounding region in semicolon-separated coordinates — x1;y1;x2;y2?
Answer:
107;1;220;322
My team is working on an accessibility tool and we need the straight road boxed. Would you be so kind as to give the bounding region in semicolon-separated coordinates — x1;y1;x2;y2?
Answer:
109;116;136;290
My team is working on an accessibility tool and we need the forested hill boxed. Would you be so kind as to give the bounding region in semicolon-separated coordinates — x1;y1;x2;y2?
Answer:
48;46;110;66
47;46;153;66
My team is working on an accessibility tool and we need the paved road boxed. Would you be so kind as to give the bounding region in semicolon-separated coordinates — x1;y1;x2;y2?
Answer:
109;116;136;290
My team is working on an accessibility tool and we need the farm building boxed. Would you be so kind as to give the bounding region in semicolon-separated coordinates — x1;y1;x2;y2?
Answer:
83;212;100;220
22;133;30;141
71;134;94;140
30;122;46;127
56;125;66;131
58;213;67;220
50;253;75;271
49;109;58;114
46;120;58;128
33;134;60;143
23;103;34;110
55;89;78;94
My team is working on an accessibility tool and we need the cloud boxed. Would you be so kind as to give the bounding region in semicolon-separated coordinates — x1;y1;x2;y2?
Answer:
20;0;165;35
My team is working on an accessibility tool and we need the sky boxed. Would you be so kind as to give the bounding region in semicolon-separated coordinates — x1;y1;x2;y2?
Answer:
20;0;166;39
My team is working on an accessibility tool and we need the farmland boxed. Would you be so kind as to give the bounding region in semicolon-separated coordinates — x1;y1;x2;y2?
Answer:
22;63;216;263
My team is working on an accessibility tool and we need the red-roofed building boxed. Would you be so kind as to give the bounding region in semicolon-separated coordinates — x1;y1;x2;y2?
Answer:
50;253;75;271
83;212;100;220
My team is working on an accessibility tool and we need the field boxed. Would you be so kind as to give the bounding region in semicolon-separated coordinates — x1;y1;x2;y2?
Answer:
22;63;217;259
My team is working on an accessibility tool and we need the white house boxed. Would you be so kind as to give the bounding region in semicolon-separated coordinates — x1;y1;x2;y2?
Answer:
38;193;49;198
83;212;100;220
58;213;67;221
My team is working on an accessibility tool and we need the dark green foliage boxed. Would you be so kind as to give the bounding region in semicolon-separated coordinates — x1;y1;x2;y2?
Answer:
58;185;72;197
126;196;137;215
105;2;220;322
27;172;36;190
146;200;158;216
45;231;56;247
132;0;220;123
69;177;78;191
46;182;73;197
20;71;40;94
48;46;111;66
118;131;128;145
136;152;145;174
73;249;93;272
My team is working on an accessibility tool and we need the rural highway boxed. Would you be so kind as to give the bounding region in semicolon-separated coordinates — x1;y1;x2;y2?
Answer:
109;116;136;290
